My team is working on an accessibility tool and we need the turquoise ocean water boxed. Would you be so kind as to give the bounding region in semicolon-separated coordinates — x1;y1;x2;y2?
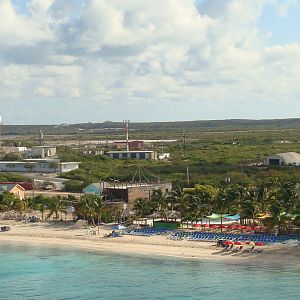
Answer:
0;243;300;300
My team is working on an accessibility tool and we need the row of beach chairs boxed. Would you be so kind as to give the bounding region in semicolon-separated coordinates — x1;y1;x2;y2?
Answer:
124;228;174;236
123;227;300;244
171;231;300;243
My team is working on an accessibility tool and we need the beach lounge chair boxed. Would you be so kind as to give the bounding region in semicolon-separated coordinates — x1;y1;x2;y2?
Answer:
242;246;255;253
252;248;263;253
232;246;243;253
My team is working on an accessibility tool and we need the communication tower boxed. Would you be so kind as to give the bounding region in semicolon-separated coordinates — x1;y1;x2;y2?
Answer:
123;120;130;151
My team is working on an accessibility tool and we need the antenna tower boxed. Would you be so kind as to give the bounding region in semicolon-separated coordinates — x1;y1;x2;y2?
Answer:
123;120;130;151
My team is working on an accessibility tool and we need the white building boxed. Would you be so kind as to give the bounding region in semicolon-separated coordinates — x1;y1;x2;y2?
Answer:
0;159;80;173
30;146;56;158
158;153;170;160
264;152;300;166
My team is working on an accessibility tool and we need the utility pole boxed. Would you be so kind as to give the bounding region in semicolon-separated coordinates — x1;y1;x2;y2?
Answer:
183;129;186;150
123;120;130;151
186;162;190;187
32;178;35;199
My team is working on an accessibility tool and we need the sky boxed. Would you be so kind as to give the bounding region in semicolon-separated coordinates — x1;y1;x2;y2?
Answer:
1;0;300;125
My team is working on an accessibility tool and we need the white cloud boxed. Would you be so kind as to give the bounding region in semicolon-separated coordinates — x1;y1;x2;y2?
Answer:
0;0;300;124
276;0;299;17
0;0;51;46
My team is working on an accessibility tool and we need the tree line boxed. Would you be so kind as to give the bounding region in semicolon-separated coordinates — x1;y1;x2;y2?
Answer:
1;178;300;234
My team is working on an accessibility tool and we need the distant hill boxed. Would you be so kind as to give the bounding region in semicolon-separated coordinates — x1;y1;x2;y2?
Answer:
2;118;300;136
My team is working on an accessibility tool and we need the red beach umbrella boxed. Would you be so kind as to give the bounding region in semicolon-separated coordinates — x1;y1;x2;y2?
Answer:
237;225;245;230
224;241;234;245
201;224;209;228
234;241;244;245
193;224;200;228
245;226;253;232
210;224;218;229
252;226;262;232
218;224;227;228
227;224;237;230
255;242;265;246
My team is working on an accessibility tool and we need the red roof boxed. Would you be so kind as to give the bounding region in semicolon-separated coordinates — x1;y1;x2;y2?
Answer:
0;182;33;190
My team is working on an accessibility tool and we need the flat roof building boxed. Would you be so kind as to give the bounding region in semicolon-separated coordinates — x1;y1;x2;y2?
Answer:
106;150;157;160
30;146;56;159
0;159;80;173
103;182;172;209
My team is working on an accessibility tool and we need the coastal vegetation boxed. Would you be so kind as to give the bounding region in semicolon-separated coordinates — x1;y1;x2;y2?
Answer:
1;181;299;235
2;120;300;235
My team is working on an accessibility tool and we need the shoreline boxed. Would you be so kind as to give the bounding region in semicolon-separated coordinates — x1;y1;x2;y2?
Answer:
0;234;230;261
0;222;299;264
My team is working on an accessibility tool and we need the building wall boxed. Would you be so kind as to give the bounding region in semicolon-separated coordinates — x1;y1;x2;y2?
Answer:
129;141;144;149
0;161;79;173
264;155;284;166
31;147;56;158
103;183;172;209
10;186;25;200
107;151;157;160
60;163;80;172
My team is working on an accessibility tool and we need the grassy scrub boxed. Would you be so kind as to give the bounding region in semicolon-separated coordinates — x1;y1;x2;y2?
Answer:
57;127;300;188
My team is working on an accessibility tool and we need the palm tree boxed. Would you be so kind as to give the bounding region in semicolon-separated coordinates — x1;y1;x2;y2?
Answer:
188;194;205;225
46;196;65;221
133;197;150;219
91;195;104;235
32;195;48;221
279;182;298;213
13;197;26;219
255;183;269;212
150;189;168;220
238;185;261;225
0;191;17;213
76;194;104;230
170;186;189;221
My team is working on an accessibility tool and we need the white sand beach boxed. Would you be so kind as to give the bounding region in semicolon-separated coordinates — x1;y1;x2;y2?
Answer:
0;221;299;264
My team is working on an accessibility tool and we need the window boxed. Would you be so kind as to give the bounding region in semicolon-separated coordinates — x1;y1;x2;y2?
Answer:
130;153;136;159
122;153;128;158
113;153;119;159
139;153;146;159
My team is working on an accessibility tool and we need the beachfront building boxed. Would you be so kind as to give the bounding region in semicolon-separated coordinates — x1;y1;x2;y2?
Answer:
103;182;172;209
264;152;300;166
83;183;102;195
0;183;25;200
0;159;80;173
106;150;157;160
